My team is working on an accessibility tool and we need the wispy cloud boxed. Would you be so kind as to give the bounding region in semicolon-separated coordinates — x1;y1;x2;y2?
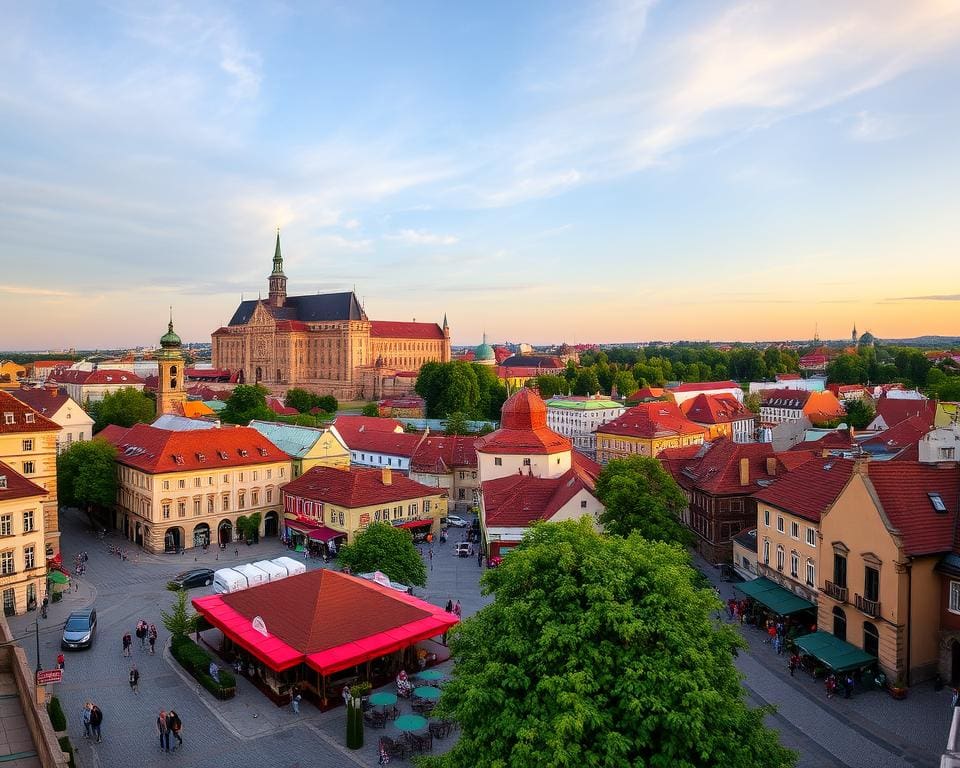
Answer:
889;294;960;301
849;110;907;142
384;229;460;246
0;284;74;297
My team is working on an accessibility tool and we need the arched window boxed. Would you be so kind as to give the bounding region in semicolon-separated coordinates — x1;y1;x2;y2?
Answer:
762;540;770;565
833;606;847;642
805;558;815;587
863;622;879;657
790;551;799;578
776;545;785;572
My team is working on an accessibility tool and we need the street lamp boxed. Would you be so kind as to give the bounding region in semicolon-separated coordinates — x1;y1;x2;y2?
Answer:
35;620;41;674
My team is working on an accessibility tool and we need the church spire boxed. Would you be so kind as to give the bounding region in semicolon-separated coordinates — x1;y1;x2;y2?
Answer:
272;228;284;276
268;229;288;308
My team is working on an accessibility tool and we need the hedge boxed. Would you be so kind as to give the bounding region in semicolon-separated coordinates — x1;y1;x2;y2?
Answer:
58;736;75;768
47;696;67;731
171;636;236;700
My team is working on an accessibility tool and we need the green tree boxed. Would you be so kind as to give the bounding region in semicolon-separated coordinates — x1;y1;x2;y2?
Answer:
316;395;338;414
611;370;637;397
826;354;868;385
843;398;875;430
596;455;691;546
444;411;471;435
473;364;507;421
161;589;199;639
531;374;568;399
425;519;796;768
221;384;274;425
572;368;601;396
361;403;379;417
563;359;577;383
90;387;155;432
728;348;767;381
284;388;316;413
336;522;427;587
744;392;762;414
57;439;118;525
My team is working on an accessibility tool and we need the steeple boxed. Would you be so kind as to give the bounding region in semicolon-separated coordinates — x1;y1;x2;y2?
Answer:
268;229;288;308
852;323;858;345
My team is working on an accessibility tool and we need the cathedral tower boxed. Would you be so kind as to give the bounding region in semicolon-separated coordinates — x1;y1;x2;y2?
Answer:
157;310;187;417
268;229;287;308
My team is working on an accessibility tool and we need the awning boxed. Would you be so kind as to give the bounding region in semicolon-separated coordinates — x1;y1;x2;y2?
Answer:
394;520;433;529
47;571;69;585
794;631;877;672
735;577;815;616
307;526;345;543
284;520;316;535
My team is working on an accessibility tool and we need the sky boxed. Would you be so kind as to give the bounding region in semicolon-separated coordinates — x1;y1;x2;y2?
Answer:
2;1;960;350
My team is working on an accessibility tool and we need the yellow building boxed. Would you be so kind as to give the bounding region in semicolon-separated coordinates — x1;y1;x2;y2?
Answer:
98;423;292;553
156;314;187;418
281;465;445;552
248;421;350;478
0;391;61;559
0;362;27;390
0;462;48;616
595;401;705;464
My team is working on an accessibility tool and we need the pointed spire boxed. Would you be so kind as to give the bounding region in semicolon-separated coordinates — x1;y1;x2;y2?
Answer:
272;228;284;275
442;313;448;329
168;305;173;333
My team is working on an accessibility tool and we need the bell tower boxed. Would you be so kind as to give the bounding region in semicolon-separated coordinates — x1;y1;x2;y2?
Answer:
157;309;187;417
268;229;287;308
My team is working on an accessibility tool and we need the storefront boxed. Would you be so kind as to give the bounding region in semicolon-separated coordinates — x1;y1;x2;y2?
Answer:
393;519;434;543
283;517;346;557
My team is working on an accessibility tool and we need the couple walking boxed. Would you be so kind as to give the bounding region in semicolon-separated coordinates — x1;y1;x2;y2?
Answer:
81;702;103;743
157;709;183;752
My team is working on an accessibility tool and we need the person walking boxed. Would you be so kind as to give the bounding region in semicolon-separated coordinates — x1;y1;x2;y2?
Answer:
136;620;147;650
148;624;158;655
445;599;453;613
291;690;301;715
477;549;483;567
157;709;170;752
788;653;800;677
122;631;132;657
89;703;103;743
129;664;139;694
453;600;461;619
167;709;182;750
56;652;64;670
81;702;92;739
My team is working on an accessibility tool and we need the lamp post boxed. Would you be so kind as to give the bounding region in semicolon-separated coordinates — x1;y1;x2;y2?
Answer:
35;620;41;673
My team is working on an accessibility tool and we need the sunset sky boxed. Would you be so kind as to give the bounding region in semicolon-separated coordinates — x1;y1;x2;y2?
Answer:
2;1;960;350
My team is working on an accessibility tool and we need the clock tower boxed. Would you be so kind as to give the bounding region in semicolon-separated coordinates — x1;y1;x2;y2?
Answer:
157;310;187;417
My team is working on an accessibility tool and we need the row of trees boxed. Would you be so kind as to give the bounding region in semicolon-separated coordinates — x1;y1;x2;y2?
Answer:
415;361;507;420
283;388;338;416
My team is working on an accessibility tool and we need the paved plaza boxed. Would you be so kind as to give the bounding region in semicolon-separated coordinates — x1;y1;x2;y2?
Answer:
6;510;951;768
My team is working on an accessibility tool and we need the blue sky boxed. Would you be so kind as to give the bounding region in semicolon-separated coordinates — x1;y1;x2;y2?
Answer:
2;1;959;350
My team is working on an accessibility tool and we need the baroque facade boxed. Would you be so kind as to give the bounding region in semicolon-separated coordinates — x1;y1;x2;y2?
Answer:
212;234;451;399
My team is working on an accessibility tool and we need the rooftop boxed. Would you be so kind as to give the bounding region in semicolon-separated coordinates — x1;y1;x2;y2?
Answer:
281;465;442;508
0;391;60;434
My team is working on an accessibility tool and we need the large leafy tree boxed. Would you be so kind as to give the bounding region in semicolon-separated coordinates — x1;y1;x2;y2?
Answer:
426;520;796;768
530;374;568;399
89;387;155;432
843;398;875;430
336;522;427;587
220;384;274;425
57;439;118;524
444;411;471;436
284;388;338;415
596;455;691;545
572;368;601;396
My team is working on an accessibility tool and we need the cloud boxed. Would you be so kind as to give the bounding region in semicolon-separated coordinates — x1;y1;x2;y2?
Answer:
889;294;960;301
0;284;75;297
849;110;906;142
384;229;460;246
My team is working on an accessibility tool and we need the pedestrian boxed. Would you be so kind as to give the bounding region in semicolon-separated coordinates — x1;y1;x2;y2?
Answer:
81;702;92;739
477;549;483;567
844;674;854;699
41;596;48;619
342;684;351;707
235;547;239;558
291;689;302;715
129;664;139;693
453;600;461;618
168;709;182;750
789;653;800;677
157;709;170;752
122;631;132;657
74;580;79;593
826;674;837;699
445;599;453;613
952;687;960;709
89;703;103;743
56;652;64;670
726;598;735;620
149;624;157;655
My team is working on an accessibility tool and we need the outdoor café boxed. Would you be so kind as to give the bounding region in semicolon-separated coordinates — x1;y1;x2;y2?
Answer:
192;569;458;708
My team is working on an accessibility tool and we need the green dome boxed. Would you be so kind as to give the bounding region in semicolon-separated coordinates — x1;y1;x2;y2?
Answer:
474;333;495;362
160;320;181;349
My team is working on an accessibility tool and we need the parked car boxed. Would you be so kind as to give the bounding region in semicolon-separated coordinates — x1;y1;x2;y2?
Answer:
61;609;97;650
168;568;214;590
445;515;469;528
454;543;472;558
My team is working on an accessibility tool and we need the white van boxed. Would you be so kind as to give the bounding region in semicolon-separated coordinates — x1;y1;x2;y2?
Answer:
233;563;269;589
213;567;247;594
252;560;287;582
271;556;306;577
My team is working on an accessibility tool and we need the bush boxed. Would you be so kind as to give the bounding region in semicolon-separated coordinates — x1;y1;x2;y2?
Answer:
170;637;236;700
58;736;75;768
52;591;63;603
47;696;66;731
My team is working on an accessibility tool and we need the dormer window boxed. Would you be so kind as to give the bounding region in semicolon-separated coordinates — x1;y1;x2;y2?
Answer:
25;413;35;423
929;492;947;513
0;476;6;489
258;447;268;456
197;453;206;462
217;451;228;460
238;449;248;457
3;413;13;425
173;454;185;465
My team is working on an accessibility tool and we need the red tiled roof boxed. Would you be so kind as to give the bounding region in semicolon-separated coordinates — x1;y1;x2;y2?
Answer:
97;424;288;473
12;387;72;417
31;360;75;369
625;387;666;404
267;397;299;416
775;373;802;381
753;457;855;522
668;380;740;393
482;468;596;527
596;402;706;440
409;435;478;473
275;320;311;332
866;462;959;556
680;393;755;425
370;321;445;340
334;425;425;458
0;391;60;434
860;415;931;453
0;461;48;502
475;389;572;456
186;385;232;401
571;452;601;486
185;368;232;380
96;424;131;444
48;368;144;386
873;398;936;430
281;465;441;508
333;416;405;434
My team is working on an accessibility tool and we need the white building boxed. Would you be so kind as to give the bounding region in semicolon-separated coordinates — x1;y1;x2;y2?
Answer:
47;369;145;405
545;395;624;457
919;425;960;464
12;386;95;454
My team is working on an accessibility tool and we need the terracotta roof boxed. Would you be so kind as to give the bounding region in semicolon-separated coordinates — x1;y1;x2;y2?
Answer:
803;391;847;424
281;465;441;508
596;402;706;440
775;374;802;381
0;461;48;502
409;435;479;473
482;468;596;527
753;457;855;522
680;393;755;425
12;387;72;417
184;368;232;380
571;452;601;486
668;380;740;393
95;424;131;444
176;401;216;418
186;385;232;401
220;569;432;654
97;424;288;473
48;368;144;386
333;416;405;434
475;389;571;456
872;398;936;430
0;391;60;434
860;415;931;454
334;424;425;458
31;360;75;369
275;320;311;332
369;321;445;340
866;462;959;556
266;397;299;416
625;387;666;404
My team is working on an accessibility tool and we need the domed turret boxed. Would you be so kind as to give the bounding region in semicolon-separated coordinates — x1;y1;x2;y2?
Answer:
160;319;181;350
474;333;496;366
500;388;548;430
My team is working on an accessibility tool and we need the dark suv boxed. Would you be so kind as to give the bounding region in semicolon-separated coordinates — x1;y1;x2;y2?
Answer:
61;609;97;650
168;568;214;590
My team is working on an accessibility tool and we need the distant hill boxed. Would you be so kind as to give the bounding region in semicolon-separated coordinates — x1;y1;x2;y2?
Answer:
879;336;960;347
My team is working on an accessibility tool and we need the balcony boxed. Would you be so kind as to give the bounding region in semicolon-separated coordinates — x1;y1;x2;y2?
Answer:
855;594;881;618
823;580;848;602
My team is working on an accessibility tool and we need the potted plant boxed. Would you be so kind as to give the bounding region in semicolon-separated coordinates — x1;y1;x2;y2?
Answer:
888;672;908;700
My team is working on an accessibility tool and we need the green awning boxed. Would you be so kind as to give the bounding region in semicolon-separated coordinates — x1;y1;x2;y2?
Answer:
793;631;876;672
47;571;69;585
735;577;815;616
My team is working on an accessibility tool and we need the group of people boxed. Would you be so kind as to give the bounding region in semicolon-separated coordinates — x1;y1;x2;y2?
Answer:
74;551;88;576
444;599;462;618
156;709;184;752
81;702;104;743
825;672;856;699
123;620;158;657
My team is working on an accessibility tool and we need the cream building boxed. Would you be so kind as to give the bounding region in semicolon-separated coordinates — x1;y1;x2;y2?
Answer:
0;462;47;616
408;434;480;512
545;395;625;457
98;423;291;553
12;386;94;454
46;368;145;405
248;421;350;477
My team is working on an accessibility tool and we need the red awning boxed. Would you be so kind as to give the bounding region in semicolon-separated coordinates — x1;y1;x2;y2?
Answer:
307;526;345;543
284;519;316;534
395;520;433;529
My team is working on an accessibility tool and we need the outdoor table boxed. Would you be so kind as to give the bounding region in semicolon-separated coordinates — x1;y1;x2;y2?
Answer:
413;686;441;700
394;714;428;732
416;670;444;681
370;692;398;707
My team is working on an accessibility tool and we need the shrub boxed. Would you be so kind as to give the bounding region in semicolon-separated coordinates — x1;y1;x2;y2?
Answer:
57;736;75;768
47;696;67;731
170;637;235;700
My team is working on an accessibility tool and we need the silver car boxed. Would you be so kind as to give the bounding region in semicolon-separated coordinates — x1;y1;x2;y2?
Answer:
61;609;97;650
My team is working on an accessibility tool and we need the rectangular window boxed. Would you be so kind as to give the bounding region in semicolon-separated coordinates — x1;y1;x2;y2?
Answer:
424;499;430;513
0;551;13;575
22;461;35;475
522;458;531;466
763;510;770;527
790;551;799;578
279;468;285;478
22;509;34;533
222;496;230;511
194;477;201;488
776;516;784;533
162;504;171;520
790;521;799;539
194;498;201;516
266;489;273;504
208;476;214;485
238;472;244;483
864;566;880;602
3;414;12;425
252;490;259;506
24;545;34;570
806;559;815;587
581;500;588;508
951;582;960;614
253;471;258;481
833;554;847;589
238;492;246;509
207;497;214;513
22;439;33;452
177;502;186;518
494;458;502;466
162;480;170;491
266;469;272;480
178;479;186;489
806;528;816;547
0;516;12;537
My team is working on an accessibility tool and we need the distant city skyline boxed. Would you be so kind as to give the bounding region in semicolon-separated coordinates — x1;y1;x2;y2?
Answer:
2;2;959;350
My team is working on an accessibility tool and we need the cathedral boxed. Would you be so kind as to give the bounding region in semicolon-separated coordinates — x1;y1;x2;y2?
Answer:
211;233;451;399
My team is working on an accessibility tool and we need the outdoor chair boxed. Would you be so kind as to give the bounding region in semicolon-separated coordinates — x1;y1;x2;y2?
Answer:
428;720;452;739
363;709;387;728
388;705;401;720
380;737;408;760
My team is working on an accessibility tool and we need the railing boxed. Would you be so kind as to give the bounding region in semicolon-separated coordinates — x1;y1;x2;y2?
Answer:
823;580;848;602
855;594;880;617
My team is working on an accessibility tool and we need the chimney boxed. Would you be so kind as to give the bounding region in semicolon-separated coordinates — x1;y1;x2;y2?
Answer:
739;457;749;486
381;467;392;486
766;457;777;477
